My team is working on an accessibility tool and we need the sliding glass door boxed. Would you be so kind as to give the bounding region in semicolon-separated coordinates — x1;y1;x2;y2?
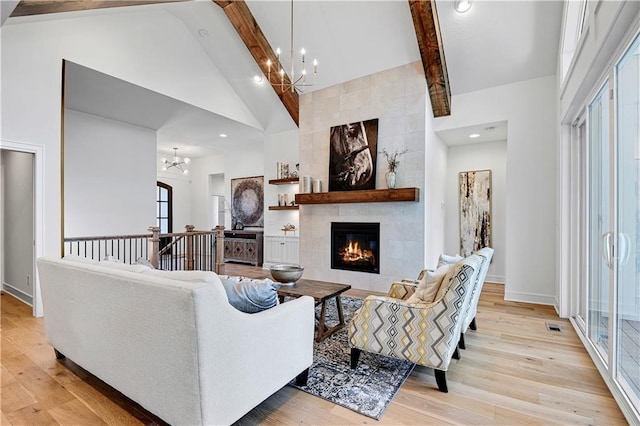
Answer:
588;82;611;362
579;32;640;416
615;34;640;407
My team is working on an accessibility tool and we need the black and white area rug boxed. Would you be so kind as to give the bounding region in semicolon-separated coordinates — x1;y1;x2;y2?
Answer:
289;296;415;420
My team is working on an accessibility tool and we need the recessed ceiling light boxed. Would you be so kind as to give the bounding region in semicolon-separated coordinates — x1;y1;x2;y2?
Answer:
219;133;228;138
469;133;480;138
454;0;472;13
253;74;263;84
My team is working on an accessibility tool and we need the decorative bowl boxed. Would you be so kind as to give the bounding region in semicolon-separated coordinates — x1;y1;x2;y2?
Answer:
270;264;304;285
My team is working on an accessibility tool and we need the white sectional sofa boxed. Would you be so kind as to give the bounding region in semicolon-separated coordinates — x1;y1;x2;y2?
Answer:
36;256;315;425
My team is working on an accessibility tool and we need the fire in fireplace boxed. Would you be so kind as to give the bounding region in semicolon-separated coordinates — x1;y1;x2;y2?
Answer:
331;222;380;274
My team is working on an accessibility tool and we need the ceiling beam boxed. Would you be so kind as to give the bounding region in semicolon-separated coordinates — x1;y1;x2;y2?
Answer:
213;0;299;126
10;0;189;18
408;0;451;117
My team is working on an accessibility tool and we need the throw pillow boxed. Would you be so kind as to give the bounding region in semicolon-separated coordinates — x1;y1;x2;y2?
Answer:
136;257;155;269
406;263;451;304
143;269;219;283
62;254;98;264
434;262;464;302
218;275;279;314
98;260;152;273
437;253;463;268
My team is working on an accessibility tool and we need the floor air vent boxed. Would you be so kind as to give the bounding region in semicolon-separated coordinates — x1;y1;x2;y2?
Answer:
546;323;562;332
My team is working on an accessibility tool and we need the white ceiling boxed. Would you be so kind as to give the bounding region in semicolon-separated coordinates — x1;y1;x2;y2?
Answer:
5;0;564;155
436;120;508;146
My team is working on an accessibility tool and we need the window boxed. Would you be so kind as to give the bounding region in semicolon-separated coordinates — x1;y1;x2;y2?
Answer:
157;181;172;234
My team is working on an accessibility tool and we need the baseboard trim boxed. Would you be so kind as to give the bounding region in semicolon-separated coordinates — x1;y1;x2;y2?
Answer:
504;290;556;306
486;274;505;284
2;283;33;306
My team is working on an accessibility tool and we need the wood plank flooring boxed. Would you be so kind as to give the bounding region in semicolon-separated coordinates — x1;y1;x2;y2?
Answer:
1;264;628;425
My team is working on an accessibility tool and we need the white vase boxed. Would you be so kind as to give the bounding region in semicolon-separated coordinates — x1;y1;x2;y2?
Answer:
385;170;397;189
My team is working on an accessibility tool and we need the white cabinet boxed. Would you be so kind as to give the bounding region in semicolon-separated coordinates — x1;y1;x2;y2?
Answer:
264;235;299;267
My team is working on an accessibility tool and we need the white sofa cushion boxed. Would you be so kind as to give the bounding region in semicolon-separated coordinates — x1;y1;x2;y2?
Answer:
143;269;219;283
63;254;99;264
98;260;152;273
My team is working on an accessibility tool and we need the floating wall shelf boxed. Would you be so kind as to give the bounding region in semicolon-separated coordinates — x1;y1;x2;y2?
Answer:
268;177;300;185
268;205;299;211
295;188;420;205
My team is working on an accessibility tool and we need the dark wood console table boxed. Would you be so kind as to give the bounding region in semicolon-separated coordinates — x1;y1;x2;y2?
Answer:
223;230;263;266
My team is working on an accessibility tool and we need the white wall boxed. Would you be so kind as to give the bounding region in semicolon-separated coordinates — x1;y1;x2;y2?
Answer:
1;6;260;258
188;153;226;231
65;110;156;237
435;75;557;306
299;62;431;293
264;129;299;236
446;140;507;283
424;97;448;270
1;150;34;302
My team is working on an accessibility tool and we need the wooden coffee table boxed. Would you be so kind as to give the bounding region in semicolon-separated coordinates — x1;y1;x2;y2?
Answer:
277;279;352;342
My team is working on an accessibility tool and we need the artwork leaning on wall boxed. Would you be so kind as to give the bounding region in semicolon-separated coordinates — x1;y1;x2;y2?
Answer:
459;169;492;256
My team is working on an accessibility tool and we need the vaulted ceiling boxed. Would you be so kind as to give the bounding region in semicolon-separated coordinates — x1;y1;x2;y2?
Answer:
2;0;563;155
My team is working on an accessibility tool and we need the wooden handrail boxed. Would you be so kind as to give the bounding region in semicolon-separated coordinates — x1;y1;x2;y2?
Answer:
65;225;225;273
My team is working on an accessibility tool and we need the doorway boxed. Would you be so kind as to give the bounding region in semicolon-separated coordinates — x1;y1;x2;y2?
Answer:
1;149;36;310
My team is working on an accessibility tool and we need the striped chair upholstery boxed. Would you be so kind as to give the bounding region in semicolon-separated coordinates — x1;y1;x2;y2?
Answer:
349;254;483;392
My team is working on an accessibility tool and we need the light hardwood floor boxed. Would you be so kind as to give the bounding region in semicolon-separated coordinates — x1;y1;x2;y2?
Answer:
1;264;628;425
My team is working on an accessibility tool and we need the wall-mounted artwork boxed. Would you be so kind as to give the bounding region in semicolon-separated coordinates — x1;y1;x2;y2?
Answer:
459;169;492;256
328;119;378;191
231;176;264;227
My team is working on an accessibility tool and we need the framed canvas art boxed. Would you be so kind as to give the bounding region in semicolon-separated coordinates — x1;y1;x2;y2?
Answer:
328;119;378;191
459;169;492;256
231;176;264;227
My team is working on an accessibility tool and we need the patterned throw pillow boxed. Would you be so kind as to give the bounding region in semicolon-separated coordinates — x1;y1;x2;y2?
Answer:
218;275;279;314
406;263;452;304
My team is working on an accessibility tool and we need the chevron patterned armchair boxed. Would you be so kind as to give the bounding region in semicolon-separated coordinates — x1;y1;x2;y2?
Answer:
348;254;483;392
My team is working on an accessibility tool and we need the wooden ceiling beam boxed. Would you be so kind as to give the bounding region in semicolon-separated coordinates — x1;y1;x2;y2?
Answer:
10;0;189;17
408;0;451;117
213;0;299;126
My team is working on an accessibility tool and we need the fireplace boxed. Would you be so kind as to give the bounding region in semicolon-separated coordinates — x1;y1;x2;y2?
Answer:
331;222;380;274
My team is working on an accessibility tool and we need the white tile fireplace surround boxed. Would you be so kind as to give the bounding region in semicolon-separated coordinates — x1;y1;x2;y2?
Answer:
298;63;428;293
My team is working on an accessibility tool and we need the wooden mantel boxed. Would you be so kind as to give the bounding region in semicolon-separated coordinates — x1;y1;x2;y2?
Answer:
295;188;420;205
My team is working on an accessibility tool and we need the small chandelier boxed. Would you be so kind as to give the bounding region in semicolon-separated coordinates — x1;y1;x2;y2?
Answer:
161;147;190;175
265;0;317;93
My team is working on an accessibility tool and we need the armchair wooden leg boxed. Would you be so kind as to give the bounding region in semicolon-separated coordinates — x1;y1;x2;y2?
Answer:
434;369;448;393
469;317;477;331
295;368;309;386
452;345;461;360
54;348;65;360
459;333;466;350
350;348;361;369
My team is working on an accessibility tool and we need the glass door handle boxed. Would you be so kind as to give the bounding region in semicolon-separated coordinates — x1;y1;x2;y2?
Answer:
601;232;613;268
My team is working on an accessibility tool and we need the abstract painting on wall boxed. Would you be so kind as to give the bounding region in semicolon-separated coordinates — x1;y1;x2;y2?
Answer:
328;119;378;191
459;169;492;256
231;176;264;228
